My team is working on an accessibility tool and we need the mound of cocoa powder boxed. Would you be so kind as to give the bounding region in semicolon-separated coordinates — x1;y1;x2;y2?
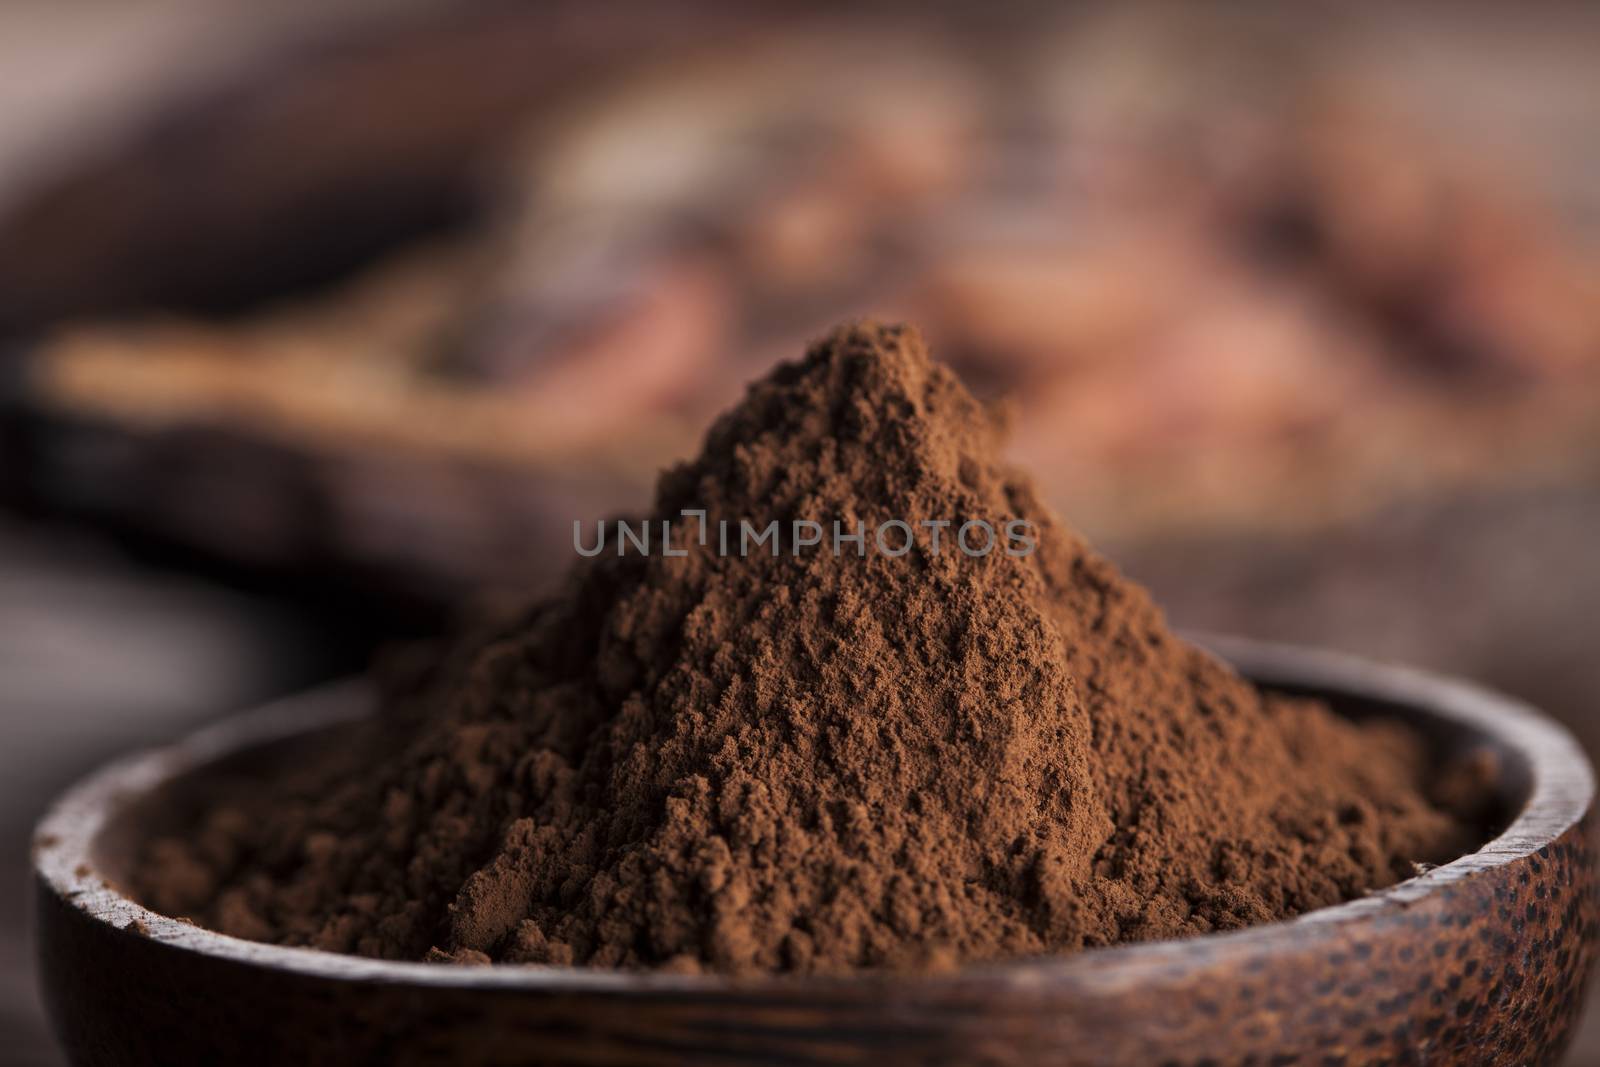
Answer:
132;322;1469;973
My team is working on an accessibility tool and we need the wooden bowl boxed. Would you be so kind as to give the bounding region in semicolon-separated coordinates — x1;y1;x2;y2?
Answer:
32;637;1598;1066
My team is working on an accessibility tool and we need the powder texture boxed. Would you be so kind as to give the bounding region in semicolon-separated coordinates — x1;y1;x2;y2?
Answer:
133;322;1467;973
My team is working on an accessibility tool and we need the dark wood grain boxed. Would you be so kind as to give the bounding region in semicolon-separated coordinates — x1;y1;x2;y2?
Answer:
31;639;1599;1066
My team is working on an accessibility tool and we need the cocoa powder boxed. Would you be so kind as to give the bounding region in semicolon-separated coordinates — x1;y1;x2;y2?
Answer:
132;322;1468;973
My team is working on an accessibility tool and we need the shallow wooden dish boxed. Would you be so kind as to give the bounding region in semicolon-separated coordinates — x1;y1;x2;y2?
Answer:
33;637;1598;1066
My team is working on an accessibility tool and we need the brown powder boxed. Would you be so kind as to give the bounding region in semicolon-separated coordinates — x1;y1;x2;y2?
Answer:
131;322;1468;973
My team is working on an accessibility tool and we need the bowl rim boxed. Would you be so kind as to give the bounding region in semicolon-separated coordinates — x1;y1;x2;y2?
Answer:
32;635;1595;994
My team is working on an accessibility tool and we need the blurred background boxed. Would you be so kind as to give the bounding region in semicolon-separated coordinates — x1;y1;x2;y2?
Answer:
3;1;1599;1062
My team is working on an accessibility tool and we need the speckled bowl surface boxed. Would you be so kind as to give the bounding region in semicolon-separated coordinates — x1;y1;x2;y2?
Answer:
32;637;1598;1066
